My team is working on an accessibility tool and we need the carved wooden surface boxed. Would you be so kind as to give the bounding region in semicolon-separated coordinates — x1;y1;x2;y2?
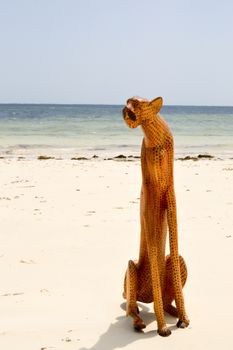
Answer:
122;97;189;336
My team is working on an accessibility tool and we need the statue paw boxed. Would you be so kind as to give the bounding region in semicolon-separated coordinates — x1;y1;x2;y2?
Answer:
158;326;172;337
134;318;146;331
177;317;190;328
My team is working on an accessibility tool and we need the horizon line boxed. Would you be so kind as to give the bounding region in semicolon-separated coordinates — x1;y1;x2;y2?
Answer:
0;102;233;108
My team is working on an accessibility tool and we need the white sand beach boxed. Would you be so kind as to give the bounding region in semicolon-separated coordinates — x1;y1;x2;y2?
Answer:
0;157;232;350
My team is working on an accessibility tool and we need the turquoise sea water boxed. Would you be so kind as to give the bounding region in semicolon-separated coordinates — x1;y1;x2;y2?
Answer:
0;104;232;159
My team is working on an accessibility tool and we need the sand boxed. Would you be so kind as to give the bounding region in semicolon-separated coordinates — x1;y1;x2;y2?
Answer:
0;157;232;350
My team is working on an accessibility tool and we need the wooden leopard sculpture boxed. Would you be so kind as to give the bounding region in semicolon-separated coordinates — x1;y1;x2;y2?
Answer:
122;96;189;337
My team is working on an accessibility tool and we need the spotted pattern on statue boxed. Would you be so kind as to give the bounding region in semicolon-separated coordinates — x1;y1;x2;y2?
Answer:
122;96;190;337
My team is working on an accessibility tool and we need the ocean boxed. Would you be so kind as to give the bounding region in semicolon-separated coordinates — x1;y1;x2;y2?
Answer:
0;104;232;159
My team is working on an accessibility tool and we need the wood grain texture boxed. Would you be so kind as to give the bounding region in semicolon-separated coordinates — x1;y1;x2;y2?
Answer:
122;97;189;336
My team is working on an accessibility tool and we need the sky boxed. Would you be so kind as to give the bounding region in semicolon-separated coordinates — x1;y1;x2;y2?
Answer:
0;0;233;105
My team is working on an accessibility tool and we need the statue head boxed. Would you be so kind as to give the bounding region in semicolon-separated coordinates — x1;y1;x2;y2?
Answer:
122;96;163;128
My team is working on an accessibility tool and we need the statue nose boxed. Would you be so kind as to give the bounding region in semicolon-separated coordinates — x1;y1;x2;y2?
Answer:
128;110;137;121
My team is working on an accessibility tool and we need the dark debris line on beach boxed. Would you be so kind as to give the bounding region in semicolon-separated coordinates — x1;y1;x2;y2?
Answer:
70;154;141;161
177;154;215;161
0;153;217;161
85;153;214;161
37;156;55;160
68;153;215;161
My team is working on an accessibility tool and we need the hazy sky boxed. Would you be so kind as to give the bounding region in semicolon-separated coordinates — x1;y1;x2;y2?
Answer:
1;0;233;105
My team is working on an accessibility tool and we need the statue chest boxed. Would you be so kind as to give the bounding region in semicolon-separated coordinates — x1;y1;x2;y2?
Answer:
142;145;171;194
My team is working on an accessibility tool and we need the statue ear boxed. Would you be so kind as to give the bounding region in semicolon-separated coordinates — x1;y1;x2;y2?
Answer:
150;97;163;114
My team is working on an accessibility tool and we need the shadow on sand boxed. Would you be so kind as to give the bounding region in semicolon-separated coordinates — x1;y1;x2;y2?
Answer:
79;303;178;350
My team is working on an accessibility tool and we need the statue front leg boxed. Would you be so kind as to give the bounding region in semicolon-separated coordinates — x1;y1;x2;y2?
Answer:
143;196;171;337
147;241;171;336
163;255;188;318
166;187;189;328
124;260;146;331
